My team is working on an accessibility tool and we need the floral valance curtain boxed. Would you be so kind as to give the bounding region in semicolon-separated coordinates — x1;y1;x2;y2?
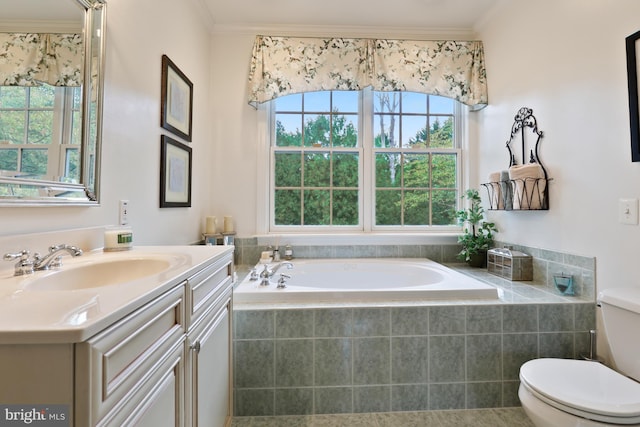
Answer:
247;35;488;110
0;33;84;87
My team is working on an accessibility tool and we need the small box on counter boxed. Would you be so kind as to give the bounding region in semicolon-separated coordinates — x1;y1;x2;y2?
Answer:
487;247;533;281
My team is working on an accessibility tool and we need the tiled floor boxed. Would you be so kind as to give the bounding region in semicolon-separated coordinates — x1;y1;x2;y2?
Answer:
232;407;535;426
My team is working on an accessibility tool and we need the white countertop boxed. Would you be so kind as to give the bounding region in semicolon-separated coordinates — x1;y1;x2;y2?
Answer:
0;245;233;344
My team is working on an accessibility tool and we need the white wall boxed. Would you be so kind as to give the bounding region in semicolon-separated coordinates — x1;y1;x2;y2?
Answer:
475;0;640;294
1;0;213;246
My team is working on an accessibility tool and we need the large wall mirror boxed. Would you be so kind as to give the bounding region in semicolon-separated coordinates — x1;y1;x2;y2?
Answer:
0;0;105;205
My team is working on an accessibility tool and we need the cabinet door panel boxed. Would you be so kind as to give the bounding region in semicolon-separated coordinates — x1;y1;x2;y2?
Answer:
98;340;185;427
190;297;231;427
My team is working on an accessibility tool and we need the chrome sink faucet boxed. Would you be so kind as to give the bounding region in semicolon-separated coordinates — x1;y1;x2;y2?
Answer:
4;244;83;276
33;244;83;271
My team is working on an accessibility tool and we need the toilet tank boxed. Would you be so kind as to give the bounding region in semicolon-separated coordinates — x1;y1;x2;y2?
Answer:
598;287;640;381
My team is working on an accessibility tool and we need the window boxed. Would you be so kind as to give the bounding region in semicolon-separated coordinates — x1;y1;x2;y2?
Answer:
269;89;463;232
0;84;82;183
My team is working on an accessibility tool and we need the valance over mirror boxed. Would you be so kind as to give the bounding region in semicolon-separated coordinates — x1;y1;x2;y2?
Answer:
0;32;84;87
247;35;488;110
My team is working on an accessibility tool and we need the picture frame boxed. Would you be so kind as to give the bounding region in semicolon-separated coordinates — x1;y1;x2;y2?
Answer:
161;54;193;142
160;135;192;208
626;30;640;161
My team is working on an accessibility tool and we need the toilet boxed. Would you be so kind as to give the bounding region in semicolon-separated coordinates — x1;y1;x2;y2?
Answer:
519;287;640;426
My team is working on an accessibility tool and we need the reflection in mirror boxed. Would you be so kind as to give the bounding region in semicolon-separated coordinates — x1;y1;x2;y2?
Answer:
0;0;105;205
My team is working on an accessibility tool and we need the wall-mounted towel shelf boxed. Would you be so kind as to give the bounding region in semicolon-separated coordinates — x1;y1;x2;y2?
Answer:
481;107;551;210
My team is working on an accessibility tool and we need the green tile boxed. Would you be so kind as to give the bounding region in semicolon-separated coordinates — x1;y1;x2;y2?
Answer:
276;310;314;338
315;338;352;386
466;334;502;381
503;305;538;333
391;336;428;383
430;306;465;335
430;335;465;382
235;340;274;387
315;309;352;337
353;337;390;385
315;387;353;414
235;310;274;339
391;384;429;411
467;305;502;333
234;388;274;416
391;306;429;336
275;339;313;387
275;388;313;416
354;386;391;413
353;308;390;336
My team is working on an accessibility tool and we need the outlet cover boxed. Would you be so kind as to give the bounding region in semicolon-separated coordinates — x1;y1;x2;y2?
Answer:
119;200;129;225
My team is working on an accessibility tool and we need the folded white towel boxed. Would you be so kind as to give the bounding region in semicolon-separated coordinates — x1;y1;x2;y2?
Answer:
509;164;546;209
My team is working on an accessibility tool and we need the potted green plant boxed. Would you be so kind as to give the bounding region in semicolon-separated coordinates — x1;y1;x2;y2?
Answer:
455;189;498;267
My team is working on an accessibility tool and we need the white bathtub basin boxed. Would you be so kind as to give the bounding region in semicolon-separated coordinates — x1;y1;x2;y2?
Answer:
235;258;500;304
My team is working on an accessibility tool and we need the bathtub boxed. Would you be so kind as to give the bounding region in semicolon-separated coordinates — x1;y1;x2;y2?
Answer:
234;258;499;304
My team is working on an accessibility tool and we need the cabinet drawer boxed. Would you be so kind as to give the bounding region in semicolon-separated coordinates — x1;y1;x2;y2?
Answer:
186;254;232;327
77;285;185;424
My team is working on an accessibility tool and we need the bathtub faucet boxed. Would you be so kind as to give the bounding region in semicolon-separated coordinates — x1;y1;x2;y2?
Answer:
259;261;293;286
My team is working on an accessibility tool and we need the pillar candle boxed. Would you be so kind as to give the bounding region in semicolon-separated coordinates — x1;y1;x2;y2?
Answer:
223;216;234;233
205;216;217;234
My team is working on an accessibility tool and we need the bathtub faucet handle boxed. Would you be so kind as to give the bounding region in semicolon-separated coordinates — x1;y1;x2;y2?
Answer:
277;274;290;289
259;264;271;286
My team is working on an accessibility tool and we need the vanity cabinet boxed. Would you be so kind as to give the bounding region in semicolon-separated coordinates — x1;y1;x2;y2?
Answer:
0;247;233;427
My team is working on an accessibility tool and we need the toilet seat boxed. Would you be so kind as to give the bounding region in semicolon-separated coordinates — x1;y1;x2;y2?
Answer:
520;359;640;425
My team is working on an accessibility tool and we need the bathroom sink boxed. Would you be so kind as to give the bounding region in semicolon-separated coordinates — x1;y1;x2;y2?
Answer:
24;258;173;291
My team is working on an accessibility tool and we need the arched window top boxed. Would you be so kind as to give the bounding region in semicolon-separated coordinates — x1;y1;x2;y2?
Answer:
247;36;488;110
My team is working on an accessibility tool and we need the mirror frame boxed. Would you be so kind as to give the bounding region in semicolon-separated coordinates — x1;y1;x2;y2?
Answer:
0;0;106;206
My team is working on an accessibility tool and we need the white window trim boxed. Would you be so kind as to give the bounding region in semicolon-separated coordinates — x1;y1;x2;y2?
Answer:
255;92;472;237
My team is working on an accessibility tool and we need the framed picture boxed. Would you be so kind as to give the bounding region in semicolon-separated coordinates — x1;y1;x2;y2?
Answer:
626;30;640;161
160;135;192;207
161;54;193;142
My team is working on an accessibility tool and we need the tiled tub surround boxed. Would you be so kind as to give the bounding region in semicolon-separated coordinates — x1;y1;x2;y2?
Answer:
233;239;596;416
233;301;595;416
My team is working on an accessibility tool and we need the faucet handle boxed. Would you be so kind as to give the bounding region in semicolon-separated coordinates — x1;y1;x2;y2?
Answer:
3;250;34;276
277;274;290;289
3;249;30;261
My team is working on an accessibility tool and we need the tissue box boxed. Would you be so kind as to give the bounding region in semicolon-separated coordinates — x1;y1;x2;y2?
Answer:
487;248;532;281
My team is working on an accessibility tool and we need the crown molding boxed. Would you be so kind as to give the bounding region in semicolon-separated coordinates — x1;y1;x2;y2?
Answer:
209;22;478;40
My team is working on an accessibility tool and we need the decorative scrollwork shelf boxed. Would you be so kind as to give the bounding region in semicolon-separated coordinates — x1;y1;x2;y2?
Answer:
481;107;551;210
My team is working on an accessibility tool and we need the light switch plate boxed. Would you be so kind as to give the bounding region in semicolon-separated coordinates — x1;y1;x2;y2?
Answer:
619;198;638;225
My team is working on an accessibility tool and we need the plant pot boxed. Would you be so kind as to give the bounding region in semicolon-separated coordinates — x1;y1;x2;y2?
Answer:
467;250;487;268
